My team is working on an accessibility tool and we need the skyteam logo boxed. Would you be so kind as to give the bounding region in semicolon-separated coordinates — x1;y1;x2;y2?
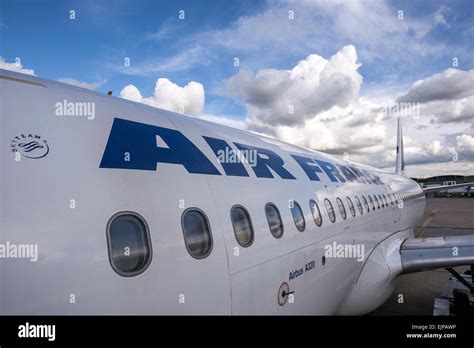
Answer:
11;134;49;159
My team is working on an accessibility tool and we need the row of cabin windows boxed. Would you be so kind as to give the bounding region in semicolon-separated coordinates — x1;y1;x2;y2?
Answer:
399;191;423;202
106;191;405;276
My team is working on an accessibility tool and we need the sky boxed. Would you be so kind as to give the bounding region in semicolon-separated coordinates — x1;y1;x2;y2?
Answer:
1;0;473;178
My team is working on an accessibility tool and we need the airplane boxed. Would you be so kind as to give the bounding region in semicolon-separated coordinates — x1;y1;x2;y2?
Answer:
0;68;473;315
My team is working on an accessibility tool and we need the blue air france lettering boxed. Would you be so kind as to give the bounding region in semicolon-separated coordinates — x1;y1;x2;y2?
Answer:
100;118;383;185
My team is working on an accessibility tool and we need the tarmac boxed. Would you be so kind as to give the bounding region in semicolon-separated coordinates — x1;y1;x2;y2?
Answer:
372;197;474;315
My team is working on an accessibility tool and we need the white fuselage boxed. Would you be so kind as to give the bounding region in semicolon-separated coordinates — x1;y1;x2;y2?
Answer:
0;69;425;315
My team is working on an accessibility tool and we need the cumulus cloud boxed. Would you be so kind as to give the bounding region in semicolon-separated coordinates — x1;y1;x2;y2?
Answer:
272;98;386;157
120;78;205;116
0;57;35;75
396;68;474;125
424;96;474;124
224;46;392;166
226;45;362;128
58;77;107;90
221;46;474;176
397;69;474;104
381;130;474;170
120;84;143;102
456;134;474;152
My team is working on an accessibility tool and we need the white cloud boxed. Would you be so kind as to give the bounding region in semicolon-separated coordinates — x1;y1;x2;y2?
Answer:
120;0;450;75
427;140;443;156
227;45;362;128
397;68;474;103
120;78;205;116
227;0;441;62
395;69;474;125
57;77;107;90
457;134;474;151
220;46;473;177
109;0;472;178
116;59;473;178
434;6;449;26
271;97;385;157
425;96;474;124
120;84;143;102
0;57;35;75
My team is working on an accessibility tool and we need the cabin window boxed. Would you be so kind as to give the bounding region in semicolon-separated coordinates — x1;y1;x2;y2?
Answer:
368;195;375;210
388;194;394;205
182;208;213;259
362;195;370;213
265;203;284;238
382;194;388;207
324;199;336;223
336;197;347;220
395;193;400;203
106;212;152;277
309;199;323;227
346;197;356;217
373;195;380;209
355;196;364;215
231;205;254;247
290;200;306;232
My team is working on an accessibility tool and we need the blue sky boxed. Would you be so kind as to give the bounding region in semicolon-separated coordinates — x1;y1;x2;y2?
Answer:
2;0;267;117
2;0;472;113
1;0;473;176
